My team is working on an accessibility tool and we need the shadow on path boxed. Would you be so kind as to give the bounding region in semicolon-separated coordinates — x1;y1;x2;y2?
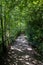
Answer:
0;34;43;65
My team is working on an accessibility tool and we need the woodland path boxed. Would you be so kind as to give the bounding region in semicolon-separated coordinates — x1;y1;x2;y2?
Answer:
0;34;43;65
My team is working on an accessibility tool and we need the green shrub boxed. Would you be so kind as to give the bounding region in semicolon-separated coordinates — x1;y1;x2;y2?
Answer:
26;3;43;54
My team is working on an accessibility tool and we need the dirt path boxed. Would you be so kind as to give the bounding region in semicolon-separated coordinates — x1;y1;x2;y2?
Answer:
1;34;43;65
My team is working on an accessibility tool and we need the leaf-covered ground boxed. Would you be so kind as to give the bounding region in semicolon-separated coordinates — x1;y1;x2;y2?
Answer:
0;34;43;65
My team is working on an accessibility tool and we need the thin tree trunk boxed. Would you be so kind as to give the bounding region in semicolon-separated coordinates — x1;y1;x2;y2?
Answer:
1;10;4;51
1;5;7;53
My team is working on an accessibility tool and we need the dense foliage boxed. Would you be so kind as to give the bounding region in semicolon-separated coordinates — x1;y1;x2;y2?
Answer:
0;0;43;56
26;0;43;55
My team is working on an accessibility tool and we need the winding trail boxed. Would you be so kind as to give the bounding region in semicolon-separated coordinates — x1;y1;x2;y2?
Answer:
1;34;43;65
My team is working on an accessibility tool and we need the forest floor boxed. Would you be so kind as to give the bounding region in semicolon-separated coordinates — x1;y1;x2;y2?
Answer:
0;34;43;65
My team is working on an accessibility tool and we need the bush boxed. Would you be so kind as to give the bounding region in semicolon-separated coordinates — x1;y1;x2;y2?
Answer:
26;3;43;55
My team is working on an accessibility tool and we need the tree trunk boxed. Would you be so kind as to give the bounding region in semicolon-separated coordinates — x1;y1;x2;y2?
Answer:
1;5;7;53
1;11;5;52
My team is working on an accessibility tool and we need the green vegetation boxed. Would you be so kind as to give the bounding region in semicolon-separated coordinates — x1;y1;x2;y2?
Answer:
26;0;43;55
0;0;43;57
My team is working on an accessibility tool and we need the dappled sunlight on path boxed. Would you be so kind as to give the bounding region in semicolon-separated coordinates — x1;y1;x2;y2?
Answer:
0;34;43;65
